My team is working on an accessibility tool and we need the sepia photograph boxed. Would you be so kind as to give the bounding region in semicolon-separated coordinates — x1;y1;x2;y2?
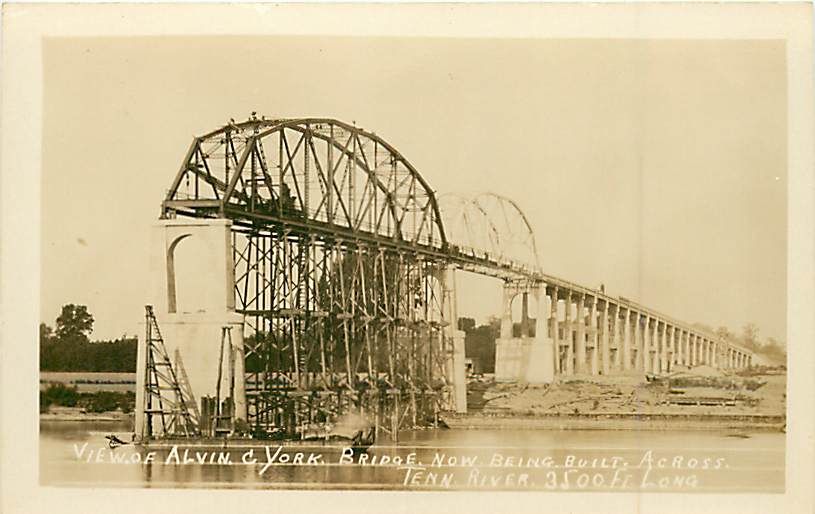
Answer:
2;3;813;513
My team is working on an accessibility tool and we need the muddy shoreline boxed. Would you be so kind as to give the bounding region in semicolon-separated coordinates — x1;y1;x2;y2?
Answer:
441;412;785;432
40;410;132;422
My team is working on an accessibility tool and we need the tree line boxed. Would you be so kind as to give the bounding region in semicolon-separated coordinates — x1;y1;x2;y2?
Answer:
39;304;785;374
40;304;137;372
712;323;786;365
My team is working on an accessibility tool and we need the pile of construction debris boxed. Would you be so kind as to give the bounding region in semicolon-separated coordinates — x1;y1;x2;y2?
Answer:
473;365;784;417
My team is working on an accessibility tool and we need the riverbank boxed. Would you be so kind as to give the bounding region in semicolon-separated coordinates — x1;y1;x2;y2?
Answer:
40;406;133;422
456;367;786;431
442;412;785;431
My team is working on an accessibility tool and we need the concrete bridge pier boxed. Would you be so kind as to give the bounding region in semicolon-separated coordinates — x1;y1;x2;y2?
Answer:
588;297;600;375
600;301;611;375
650;319;660;373
640;316;650;372
622;309;632;371
563;291;575;375
550;286;560;374
575;294;587;374
494;281;555;383
136;218;246;441
692;334;698;366
527;284;556;383
442;265;467;413
608;304;620;371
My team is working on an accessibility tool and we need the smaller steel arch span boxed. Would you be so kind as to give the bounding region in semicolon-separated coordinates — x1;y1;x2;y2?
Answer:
438;192;540;270
472;192;540;267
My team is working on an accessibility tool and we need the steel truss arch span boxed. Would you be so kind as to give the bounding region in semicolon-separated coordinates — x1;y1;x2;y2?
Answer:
164;116;447;250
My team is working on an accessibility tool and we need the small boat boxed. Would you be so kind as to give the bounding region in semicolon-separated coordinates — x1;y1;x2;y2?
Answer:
105;434;129;449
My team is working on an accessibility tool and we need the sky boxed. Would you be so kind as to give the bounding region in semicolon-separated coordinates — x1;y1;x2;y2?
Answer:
41;36;787;343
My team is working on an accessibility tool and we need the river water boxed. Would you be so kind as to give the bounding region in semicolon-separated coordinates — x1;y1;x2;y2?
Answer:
40;421;784;492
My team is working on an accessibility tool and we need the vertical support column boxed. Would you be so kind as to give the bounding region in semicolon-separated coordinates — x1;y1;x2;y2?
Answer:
526;283;555;383
620;308;631;371
650;320;660;373
685;331;692;366
659;323;669;373
700;337;705;365
601;301;611;375
610;305;621;371
550;287;560;375
589;297;599;375
500;285;513;340
700;339;707;365
688;334;696;367
700;339;705;366
675;328;683;366
669;326;677;368
442;265;467;413
641;316;651;372
702;337;710;365
631;312;640;371
564;292;574;376
520;291;530;338
575;294;586;374
690;334;697;366
711;341;718;368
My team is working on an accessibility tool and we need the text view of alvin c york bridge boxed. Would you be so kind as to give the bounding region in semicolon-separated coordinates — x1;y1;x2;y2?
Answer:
135;115;753;443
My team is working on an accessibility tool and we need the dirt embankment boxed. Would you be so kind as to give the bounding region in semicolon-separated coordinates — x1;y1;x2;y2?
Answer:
467;366;786;419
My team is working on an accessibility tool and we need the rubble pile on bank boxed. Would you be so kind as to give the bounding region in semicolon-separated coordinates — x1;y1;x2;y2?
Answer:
473;366;785;417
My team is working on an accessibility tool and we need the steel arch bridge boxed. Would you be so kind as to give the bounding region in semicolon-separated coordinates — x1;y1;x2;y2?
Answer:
158;115;754;440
